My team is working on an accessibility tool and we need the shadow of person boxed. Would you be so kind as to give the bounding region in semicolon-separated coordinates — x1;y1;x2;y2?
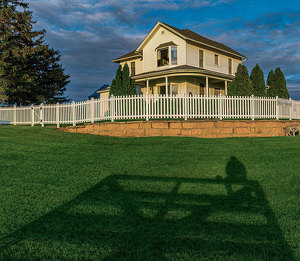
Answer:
224;156;250;198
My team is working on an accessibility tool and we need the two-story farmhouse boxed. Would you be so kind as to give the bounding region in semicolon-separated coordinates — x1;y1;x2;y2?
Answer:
112;21;247;97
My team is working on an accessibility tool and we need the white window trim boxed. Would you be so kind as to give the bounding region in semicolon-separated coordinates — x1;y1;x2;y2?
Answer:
156;46;178;69
170;46;178;66
198;49;205;68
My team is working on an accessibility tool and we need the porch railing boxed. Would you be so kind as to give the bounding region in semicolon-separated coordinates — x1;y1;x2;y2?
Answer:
0;94;299;127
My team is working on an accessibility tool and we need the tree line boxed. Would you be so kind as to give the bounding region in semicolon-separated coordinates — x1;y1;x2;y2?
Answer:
110;63;290;99
228;64;289;99
0;0;69;105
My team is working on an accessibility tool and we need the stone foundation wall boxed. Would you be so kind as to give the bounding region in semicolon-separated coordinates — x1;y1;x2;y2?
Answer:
63;120;300;138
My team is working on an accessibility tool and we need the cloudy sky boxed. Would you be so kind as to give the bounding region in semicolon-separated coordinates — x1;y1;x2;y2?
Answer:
26;0;300;100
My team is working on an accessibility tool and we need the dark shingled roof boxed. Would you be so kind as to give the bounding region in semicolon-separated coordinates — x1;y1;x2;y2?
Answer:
156;41;177;49
163;22;245;58
113;22;246;62
88;84;109;99
113;50;141;62
132;65;235;80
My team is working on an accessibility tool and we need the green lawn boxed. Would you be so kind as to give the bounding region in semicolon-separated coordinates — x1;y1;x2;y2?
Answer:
0;126;299;260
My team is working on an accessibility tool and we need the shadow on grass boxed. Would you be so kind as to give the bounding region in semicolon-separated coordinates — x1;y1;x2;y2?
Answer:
0;157;295;260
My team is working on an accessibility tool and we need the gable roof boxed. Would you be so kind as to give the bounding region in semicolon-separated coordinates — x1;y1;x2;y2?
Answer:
155;41;177;50
113;21;246;63
112;50;142;63
163;23;245;58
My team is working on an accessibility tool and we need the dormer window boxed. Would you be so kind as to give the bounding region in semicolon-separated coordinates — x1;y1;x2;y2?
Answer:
156;42;178;67
157;48;169;67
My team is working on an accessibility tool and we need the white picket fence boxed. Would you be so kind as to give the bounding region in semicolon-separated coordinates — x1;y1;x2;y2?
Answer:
0;94;299;127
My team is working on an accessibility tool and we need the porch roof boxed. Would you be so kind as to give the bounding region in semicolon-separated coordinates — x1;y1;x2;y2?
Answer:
132;65;235;81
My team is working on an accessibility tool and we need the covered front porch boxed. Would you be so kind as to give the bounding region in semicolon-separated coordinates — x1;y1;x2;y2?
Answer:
132;67;233;97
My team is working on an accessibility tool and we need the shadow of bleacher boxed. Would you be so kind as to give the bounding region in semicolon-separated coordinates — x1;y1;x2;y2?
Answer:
0;157;295;260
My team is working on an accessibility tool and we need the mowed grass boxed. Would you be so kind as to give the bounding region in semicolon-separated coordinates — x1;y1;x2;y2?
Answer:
0;126;299;260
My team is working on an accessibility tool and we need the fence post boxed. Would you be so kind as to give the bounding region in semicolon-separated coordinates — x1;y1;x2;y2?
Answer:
40;103;44;127
184;92;188;120
276;96;279;120
72;101;76;126
146;92;149;121
31;105;35;127
56;102;60;128
91;97;95;123
12;105;17;125
110;95;114;122
219;94;223;120
289;98;292;120
251;94;255;120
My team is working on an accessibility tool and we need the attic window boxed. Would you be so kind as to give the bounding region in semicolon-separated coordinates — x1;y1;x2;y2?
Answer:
161;30;164;35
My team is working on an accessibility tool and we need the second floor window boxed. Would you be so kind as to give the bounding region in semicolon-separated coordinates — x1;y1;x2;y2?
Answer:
228;58;232;74
131;62;135;76
199;50;204;68
171;46;177;65
157;48;169;67
214;54;219;65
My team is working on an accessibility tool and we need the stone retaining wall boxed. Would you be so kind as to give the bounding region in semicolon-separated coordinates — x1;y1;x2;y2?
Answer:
63;120;300;138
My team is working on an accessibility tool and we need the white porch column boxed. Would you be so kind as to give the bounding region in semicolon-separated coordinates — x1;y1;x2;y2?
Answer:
206;77;209;96
225;81;228;95
146;79;149;94
165;76;168;96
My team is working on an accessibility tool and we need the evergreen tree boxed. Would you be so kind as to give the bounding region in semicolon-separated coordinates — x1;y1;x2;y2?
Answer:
109;78;117;96
228;64;252;96
109;64;136;96
274;67;289;99
114;65;123;96
130;80;136;95
250;64;266;96
0;0;70;105
266;70;276;97
122;63;131;95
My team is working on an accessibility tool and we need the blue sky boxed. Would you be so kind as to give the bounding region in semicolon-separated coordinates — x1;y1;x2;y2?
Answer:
27;0;300;100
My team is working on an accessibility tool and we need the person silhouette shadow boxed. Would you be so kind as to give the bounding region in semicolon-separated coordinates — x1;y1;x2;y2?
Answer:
219;156;256;203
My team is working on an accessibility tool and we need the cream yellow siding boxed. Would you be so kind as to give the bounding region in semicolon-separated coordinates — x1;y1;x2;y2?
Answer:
185;43;242;75
142;25;186;73
186;43;199;67
120;58;143;75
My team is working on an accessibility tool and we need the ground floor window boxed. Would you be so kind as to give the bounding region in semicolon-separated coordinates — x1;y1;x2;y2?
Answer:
158;85;166;95
200;83;205;95
171;84;178;95
214;88;221;96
